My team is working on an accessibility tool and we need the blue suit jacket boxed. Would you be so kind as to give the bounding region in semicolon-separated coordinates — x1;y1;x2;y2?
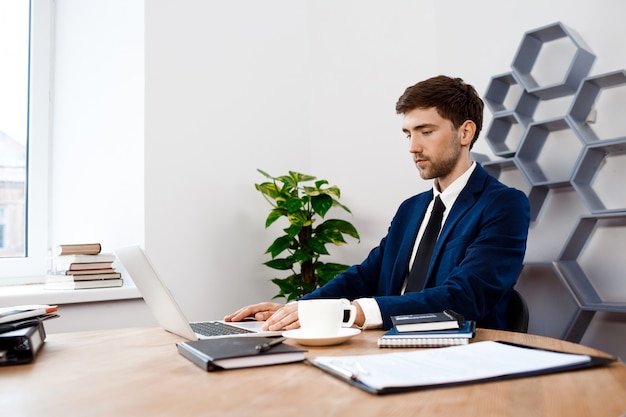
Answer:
301;164;530;330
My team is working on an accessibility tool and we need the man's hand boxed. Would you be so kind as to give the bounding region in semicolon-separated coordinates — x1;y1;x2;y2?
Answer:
352;300;365;327
224;302;300;331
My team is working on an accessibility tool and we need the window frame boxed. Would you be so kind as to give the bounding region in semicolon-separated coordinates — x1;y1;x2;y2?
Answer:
0;0;54;285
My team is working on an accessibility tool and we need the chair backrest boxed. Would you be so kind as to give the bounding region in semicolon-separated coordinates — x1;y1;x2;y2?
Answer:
506;289;529;333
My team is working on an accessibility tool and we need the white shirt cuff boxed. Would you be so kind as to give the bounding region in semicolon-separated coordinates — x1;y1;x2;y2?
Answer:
353;298;383;330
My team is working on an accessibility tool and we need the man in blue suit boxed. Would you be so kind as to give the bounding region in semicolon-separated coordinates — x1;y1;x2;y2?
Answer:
226;75;530;331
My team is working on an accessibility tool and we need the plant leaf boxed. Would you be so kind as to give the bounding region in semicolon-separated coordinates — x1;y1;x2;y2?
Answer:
315;262;351;284
291;248;317;263
304;237;330;255
314;179;329;189
311;194;333;218
323;185;341;198
285;197;304;213
283;223;302;238
316;219;360;241
266;235;296;258
257;168;274;179
255;182;280;200
265;208;285;228
290;171;317;183
331;199;352;214
287;210;311;227
264;258;295;270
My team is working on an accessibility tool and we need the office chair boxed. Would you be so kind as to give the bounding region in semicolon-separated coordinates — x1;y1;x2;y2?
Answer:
505;289;529;333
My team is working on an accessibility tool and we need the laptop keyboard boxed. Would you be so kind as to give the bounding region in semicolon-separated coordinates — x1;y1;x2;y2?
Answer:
190;321;255;336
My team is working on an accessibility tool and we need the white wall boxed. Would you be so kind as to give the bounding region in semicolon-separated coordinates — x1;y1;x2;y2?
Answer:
46;0;151;331
51;0;626;359
144;0;441;322
51;0;144;253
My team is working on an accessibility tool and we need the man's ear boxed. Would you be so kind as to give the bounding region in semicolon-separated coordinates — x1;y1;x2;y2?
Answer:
459;120;476;146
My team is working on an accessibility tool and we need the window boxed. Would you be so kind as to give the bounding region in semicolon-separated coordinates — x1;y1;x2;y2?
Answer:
0;0;53;284
0;1;28;258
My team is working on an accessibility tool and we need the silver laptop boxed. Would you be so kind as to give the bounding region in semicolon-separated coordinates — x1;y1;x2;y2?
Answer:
115;245;284;340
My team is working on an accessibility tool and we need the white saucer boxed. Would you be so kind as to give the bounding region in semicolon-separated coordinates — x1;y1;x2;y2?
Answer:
282;328;361;346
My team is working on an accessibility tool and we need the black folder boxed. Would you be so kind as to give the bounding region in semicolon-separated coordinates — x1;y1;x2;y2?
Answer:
0;321;46;366
177;337;307;371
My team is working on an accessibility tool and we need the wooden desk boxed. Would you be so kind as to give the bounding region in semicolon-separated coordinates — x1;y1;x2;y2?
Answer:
1;327;625;417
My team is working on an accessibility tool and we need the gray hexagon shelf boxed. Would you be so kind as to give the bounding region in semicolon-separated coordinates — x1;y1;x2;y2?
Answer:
484;72;524;114
482;158;530;194
526;185;551;222
569;70;626;143
513;89;541;122
554;213;626;341
572;139;626;214
482;158;548;221
516;117;585;186
485;112;527;157
511;22;596;100
516;262;581;338
482;22;626;349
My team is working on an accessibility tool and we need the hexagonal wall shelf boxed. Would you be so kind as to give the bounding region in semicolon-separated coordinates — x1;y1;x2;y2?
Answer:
483;22;626;350
485;112;527;157
526;185;550;221
572;139;626;213
524;187;589;262
482;158;530;194
517;117;585;185
557;215;624;307
569;70;626;143
555;213;626;340
515;262;580;339
482;158;548;221
484;72;524;114
511;22;596;100
513;89;541;122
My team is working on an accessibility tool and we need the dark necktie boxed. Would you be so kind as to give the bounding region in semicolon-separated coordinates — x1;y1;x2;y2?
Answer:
405;196;446;293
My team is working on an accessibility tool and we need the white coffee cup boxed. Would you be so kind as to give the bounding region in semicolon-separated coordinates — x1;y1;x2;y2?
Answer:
298;299;357;337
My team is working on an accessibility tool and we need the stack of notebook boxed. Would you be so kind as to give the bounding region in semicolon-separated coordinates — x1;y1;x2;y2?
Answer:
378;310;476;348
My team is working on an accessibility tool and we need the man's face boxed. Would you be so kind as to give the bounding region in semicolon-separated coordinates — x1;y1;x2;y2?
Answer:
401;107;465;185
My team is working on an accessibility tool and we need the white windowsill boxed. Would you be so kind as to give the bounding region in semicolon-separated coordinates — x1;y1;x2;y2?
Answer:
0;283;142;306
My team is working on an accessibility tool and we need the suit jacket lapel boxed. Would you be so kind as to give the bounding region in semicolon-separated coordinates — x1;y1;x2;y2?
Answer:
425;165;488;284
392;190;432;292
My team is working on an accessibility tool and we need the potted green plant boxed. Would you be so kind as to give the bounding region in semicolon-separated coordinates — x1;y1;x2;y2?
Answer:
255;169;360;301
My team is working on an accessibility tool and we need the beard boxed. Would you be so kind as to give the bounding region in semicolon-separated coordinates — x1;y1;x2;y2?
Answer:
416;132;462;180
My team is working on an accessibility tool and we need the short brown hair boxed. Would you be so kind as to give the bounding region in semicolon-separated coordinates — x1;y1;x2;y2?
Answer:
396;75;484;148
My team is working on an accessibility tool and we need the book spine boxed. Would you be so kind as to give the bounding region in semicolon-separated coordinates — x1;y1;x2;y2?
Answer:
377;338;469;348
177;342;217;371
57;243;102;256
46;272;122;282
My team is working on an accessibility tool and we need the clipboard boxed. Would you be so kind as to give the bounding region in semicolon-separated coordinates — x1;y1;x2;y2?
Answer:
308;340;616;395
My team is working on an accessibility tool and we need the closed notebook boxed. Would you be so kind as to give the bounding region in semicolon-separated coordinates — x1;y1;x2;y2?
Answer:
378;321;476;348
390;310;465;332
177;337;307;371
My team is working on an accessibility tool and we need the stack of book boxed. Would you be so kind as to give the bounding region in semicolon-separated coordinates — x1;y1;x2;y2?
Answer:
378;310;476;348
45;243;123;290
0;305;58;365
